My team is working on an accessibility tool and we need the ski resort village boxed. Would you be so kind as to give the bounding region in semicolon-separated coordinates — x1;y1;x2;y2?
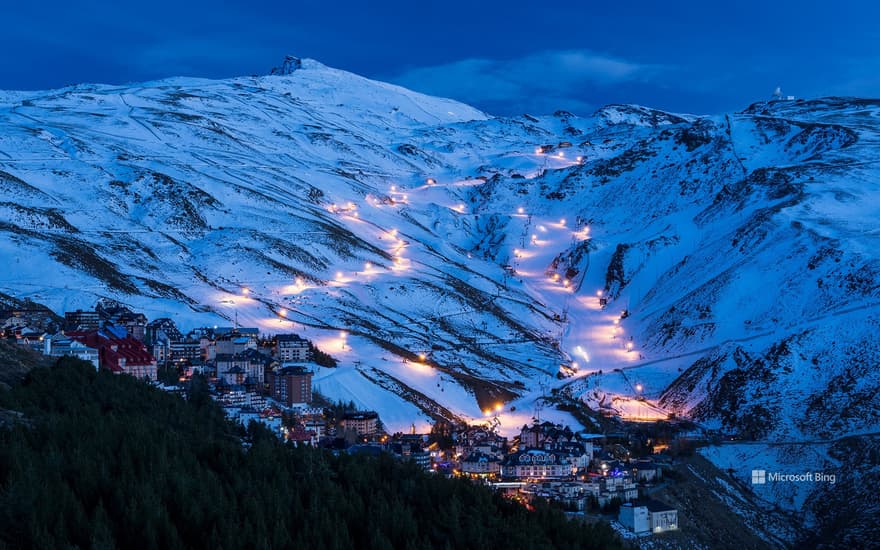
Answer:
2;298;685;539
1;57;877;547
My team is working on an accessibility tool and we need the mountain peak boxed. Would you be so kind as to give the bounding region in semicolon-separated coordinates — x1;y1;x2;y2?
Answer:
269;55;303;76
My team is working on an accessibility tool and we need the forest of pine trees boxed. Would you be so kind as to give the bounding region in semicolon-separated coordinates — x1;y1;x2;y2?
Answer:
0;358;622;549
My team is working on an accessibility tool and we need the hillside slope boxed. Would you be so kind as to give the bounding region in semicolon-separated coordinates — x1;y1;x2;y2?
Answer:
0;61;877;451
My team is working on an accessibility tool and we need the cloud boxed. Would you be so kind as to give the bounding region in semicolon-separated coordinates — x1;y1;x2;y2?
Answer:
387;50;666;116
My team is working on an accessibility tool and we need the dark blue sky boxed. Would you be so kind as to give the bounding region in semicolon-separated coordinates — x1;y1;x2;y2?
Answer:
2;0;878;116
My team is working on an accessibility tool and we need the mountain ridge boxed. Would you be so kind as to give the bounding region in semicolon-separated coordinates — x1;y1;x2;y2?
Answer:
0;61;877;453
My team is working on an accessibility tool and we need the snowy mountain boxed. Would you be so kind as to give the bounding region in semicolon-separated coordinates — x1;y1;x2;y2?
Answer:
1;59;877;457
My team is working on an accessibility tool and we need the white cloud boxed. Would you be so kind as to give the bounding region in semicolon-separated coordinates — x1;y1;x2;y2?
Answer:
387;49;665;115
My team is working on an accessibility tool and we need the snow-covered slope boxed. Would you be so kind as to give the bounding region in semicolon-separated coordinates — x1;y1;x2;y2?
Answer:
1;60;878;456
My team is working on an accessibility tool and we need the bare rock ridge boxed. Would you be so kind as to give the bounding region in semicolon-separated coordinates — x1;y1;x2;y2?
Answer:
269;55;303;76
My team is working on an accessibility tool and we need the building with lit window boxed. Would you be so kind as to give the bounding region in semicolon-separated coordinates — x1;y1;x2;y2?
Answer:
275;334;310;362
216;348;270;387
66;329;157;380
460;452;501;478
340;411;379;438
501;449;573;479
619;500;678;534
266;365;313;407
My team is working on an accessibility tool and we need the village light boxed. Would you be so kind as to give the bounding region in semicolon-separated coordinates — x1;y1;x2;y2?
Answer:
613;318;620;325
278;309;287;317
635;384;643;392
627;341;634;351
418;352;427;361
364;262;372;270
560;218;566;225
390;185;397;192
557;151;564;158
241;288;250;296
495;403;503;412
535;147;543;155
517;207;525;214
596;290;603;297
336;271;343;280
427;178;436;185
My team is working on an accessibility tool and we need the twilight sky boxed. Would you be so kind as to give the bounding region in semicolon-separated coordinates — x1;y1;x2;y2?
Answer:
2;0;878;116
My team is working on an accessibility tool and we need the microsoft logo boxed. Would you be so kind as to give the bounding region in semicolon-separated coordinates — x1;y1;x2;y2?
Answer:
751;470;766;484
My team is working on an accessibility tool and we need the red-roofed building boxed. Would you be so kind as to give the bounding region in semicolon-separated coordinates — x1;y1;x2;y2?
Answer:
285;424;318;447
67;330;157;380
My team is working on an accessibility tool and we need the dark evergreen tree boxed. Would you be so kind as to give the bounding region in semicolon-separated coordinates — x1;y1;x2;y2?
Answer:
0;358;623;550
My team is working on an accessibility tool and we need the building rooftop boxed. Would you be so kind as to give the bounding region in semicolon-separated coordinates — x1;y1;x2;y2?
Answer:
276;333;307;343
278;365;313;376
343;411;378;421
627;499;676;513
